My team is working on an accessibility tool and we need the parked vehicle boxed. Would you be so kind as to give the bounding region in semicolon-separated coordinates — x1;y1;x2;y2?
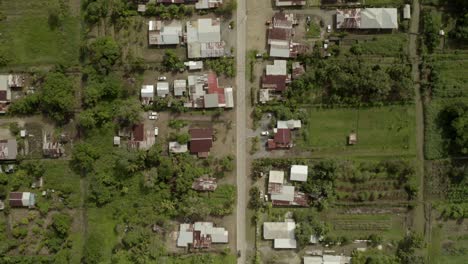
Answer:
261;131;270;136
158;76;167;81
154;127;159;136
327;25;332;33
306;16;311;25
255;53;263;58
149;115;157;120
150;112;158;116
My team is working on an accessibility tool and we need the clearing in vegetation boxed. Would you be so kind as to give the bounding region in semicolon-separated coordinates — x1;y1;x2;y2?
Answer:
297;105;415;156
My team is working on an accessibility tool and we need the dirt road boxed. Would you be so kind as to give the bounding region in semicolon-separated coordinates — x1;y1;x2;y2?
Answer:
408;0;427;238
236;0;248;263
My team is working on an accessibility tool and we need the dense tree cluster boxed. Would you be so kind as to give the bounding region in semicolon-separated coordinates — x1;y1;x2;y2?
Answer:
162;50;184;72
144;3;194;19
294;210;329;248
205;58;236;78
422;10;440;53
439;102;468;155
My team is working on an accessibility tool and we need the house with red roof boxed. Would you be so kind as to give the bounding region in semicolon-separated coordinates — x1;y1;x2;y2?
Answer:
185;72;234;109
267;129;293;150
189;128;213;158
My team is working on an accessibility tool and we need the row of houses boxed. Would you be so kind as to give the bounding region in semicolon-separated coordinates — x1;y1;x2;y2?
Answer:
148;18;227;59
141;73;234;109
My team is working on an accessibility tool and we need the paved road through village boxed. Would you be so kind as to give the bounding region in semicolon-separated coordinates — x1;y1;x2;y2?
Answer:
235;0;247;263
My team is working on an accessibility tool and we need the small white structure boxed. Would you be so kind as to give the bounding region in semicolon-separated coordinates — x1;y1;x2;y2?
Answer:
277;120;302;129
266;60;288;76
195;0;223;10
403;4;411;20
263;221;297;249
184;61;204;71
275;0;306;7
113;136;121;146
140;85;154;105
156;82;170;97
169;142;188;153
20;130;26;138
290;165;308;182
269;170;285;184
148;20;183;46
173;80;187;97
304;255;352;264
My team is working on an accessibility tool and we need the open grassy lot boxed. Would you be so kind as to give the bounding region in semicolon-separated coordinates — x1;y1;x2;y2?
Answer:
424;97;468;160
0;0;80;67
428;52;468;98
356;33;408;57
297;105;415;156
87;207;119;262
428;220;468;264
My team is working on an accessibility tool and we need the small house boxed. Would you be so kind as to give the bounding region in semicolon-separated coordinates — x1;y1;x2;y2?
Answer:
148;20;183;46
189;128;213;158
267;129;292;150
9;192;36;208
403;4;411;20
177;222;228;248
140;85;154;105
184;61;204;71
263;221;297;249
348;132;357;145
113;136;121;146
275;0;305;7
195;0;223;9
0;139;17;160
173;80;187;97
157;82;170;98
290;165;307;182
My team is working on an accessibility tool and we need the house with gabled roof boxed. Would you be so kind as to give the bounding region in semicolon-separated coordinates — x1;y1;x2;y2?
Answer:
189;128;213;158
9;192;36;208
148;20;183;46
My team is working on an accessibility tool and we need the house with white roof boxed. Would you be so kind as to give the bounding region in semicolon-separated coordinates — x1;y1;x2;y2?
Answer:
184;61;204;71
269;170;285;184
177;222;228;248
304;255;351;264
277;119;302;129
173;80;187;97
156;82;170;97
263;221;297;249
266;60;287;76
186;18;225;58
148;20;183;46
275;0;305;7
195;0;223;9
185;73;234;109
336;8;398;30
140;85;154;105
290;165;308;182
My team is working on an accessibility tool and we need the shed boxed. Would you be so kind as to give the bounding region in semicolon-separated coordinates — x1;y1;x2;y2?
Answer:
403;4;411;20
270;185;295;202
113;136;121;146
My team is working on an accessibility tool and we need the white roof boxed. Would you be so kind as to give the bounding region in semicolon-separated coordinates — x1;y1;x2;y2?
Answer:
157;82;169;97
198;19;221;42
194;222;228;243
224;87;234;108
169;142;188;153
270;185;295;202
361;8;398;29
270;44;290;58
113;136;121;145
186;18;224;58
266;60;287;76
274;238;297;249
263;221;296;240
290;165;308;182
184;61;204;70
403;4;411;19
141;85;154;97
269;170;285;184
173;80;187;96
177;230;193;247
277;119;302;129
304;256;323;264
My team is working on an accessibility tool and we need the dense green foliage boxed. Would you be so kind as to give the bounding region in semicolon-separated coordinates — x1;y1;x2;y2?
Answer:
145;3;194;19
162;50;184;72
422;10;440;53
205;58;236;78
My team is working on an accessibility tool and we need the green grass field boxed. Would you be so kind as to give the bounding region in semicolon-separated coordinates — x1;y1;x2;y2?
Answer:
358;34;408;57
87;207;119;263
429;52;468;98
297;105;415;156
0;0;80;66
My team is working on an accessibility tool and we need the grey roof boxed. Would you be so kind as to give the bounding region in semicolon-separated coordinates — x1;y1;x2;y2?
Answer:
173;80;187;96
204;93;219;108
361;8;398;29
270;185;295;202
263;221;296;240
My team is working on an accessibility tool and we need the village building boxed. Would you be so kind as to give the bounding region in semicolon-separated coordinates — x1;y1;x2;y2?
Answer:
184;61;204;71
277;119;301;130
113;136;121;146
275;0;305;7
186;18;225;59
157;82;170;98
304;255;352;264
185;73;234;109
177;222;228;248
195;0;223;9
148;20;183;46
267;12;306;58
9;192;36;208
348;132;357;145
336;8;398;30
263;221;297;249
290;165;308;182
0;139;17;160
128;124;156;150
140;85;154;105
169;141;188;153
0;75;12;113
192;177;217;191
173;80;187;97
7;74;25;88
267;128;292;150
268;170;308;206
189;128;213;158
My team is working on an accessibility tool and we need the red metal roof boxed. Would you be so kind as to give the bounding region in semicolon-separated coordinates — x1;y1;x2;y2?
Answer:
207;72;225;105
132;124;145;142
9;192;24;207
274;129;291;144
262;75;287;92
189;128;213;153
